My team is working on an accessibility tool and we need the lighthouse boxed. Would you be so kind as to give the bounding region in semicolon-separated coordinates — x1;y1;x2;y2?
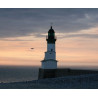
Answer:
41;26;57;69
38;26;58;79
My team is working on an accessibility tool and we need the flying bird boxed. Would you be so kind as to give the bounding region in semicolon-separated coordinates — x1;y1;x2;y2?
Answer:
31;48;34;49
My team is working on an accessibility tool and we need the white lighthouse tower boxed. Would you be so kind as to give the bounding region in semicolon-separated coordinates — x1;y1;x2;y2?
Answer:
41;26;57;69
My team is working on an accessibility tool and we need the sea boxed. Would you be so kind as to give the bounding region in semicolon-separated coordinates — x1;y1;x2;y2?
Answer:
0;66;39;83
0;64;98;83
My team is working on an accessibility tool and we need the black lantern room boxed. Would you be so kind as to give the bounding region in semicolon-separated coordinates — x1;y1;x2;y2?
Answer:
46;26;56;44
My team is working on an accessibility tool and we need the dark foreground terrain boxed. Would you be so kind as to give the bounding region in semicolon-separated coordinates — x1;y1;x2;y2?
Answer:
0;74;98;89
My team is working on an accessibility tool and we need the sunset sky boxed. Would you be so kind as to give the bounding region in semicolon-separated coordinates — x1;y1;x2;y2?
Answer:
0;8;98;68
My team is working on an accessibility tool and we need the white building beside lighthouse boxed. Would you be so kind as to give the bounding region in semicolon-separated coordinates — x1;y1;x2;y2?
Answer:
41;26;58;69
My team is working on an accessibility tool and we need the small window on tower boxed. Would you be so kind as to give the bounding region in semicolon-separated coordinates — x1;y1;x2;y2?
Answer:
51;49;53;51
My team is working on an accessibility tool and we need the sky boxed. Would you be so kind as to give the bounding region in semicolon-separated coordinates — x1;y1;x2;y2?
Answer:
0;8;98;69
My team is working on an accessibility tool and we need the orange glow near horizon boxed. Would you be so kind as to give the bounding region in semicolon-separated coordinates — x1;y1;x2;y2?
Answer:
0;27;98;68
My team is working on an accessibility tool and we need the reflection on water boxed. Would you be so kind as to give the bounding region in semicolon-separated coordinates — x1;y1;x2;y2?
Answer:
0;66;39;83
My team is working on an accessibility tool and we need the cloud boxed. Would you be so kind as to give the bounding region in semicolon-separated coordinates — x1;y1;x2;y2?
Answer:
0;8;98;39
63;33;98;39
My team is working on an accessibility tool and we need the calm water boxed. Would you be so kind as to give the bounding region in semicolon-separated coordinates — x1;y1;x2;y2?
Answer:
0;66;39;83
0;65;98;83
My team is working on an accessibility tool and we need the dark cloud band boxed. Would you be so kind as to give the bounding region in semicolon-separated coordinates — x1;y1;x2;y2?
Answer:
0;8;98;39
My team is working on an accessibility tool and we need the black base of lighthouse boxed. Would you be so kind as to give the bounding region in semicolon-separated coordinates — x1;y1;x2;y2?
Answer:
38;68;98;79
38;68;56;79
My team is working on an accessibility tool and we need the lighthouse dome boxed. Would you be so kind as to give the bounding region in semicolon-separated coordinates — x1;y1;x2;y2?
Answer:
48;26;55;33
